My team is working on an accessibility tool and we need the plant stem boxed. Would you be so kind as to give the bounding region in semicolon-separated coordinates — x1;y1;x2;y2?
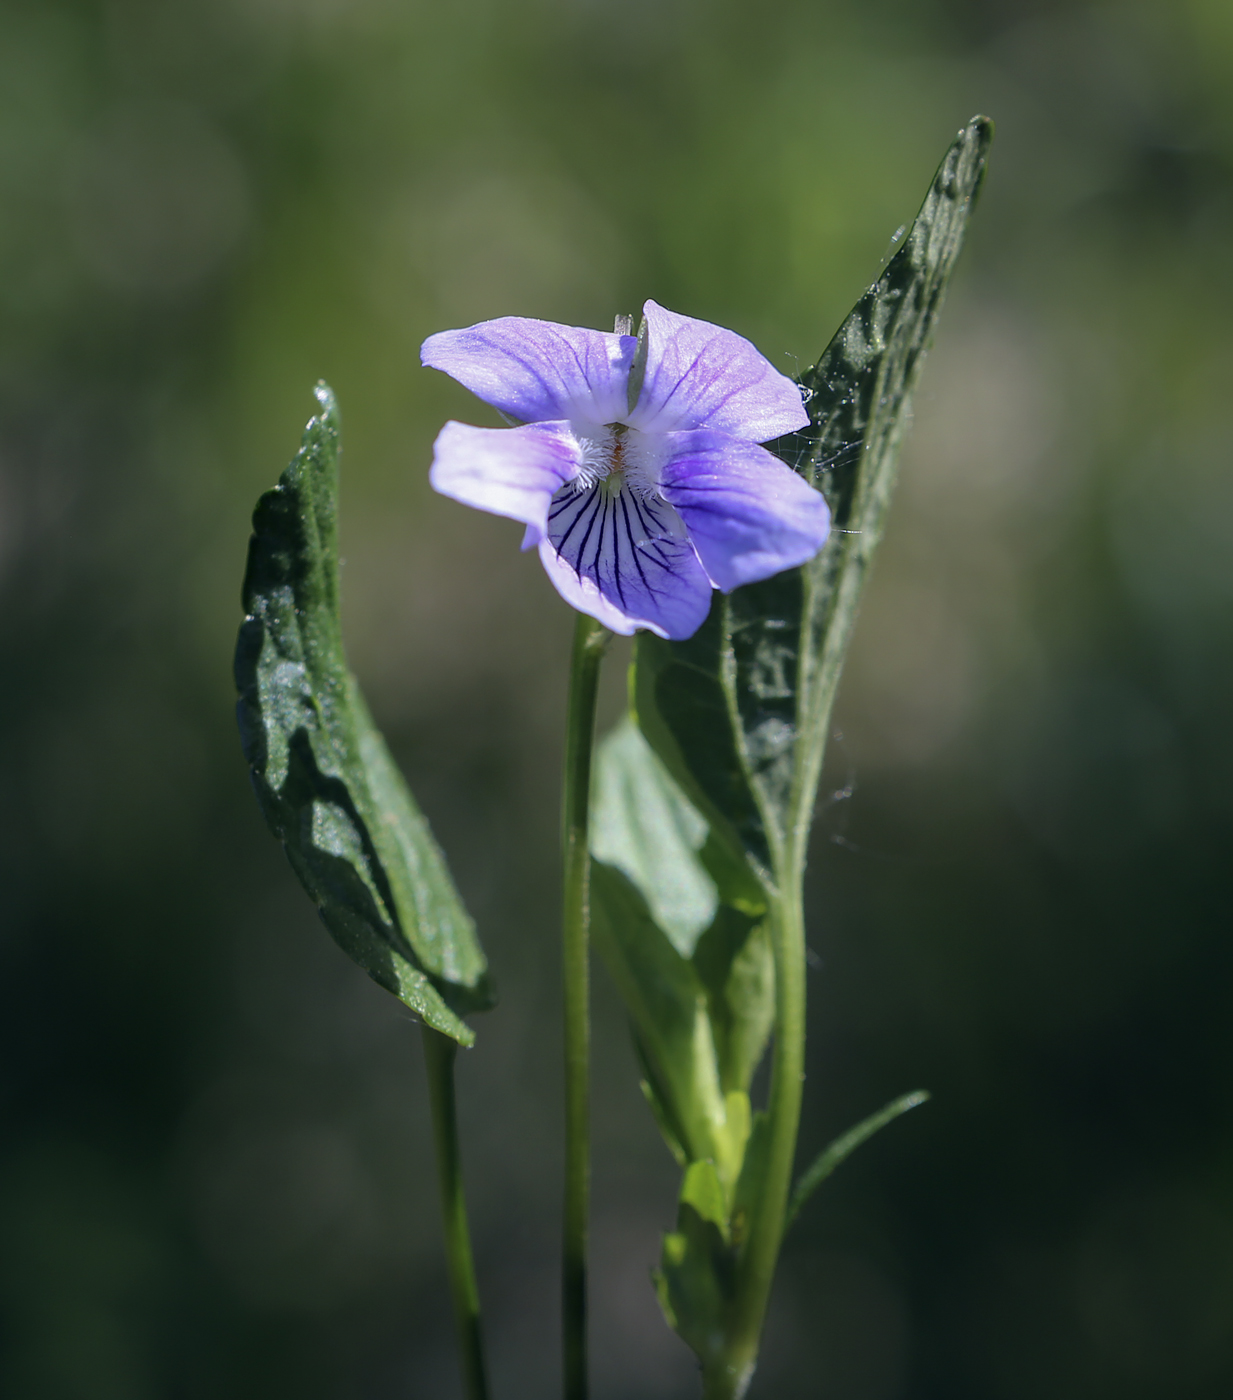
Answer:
561;613;610;1400
423;1025;490;1400
709;862;808;1400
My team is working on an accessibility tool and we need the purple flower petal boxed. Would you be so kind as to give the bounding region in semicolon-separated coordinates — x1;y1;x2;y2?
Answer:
429;420;581;544
658;431;830;591
628;300;810;440
422;318;636;425
539;481;714;639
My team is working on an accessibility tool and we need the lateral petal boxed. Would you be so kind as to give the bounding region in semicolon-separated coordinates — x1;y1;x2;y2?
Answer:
422;318;636;425
428;420;582;544
628;300;810;440
658;431;830;591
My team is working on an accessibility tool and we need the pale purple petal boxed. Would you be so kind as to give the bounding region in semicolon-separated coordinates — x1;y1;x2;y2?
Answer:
429;420;581;544
658;431;830;591
422;318;636;425
627;300;810;439
539;482;714;639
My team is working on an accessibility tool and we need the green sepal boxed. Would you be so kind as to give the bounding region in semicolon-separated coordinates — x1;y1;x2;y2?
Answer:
235;383;493;1046
632;117;994;890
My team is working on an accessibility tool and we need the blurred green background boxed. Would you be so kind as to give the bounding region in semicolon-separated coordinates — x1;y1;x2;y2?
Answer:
2;1;1232;1397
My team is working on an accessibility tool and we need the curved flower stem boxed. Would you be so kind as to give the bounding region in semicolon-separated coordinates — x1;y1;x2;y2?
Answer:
708;860;808;1400
423;1025;490;1400
561;613;611;1400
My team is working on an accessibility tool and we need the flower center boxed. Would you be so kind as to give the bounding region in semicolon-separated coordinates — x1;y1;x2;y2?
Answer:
575;422;656;498
599;425;630;497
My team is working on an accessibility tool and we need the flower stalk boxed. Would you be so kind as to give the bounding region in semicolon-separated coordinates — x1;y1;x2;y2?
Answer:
423;1025;490;1400
561;612;611;1400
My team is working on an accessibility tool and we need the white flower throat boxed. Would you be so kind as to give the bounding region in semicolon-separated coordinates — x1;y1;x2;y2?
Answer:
572;422;662;499
546;419;690;601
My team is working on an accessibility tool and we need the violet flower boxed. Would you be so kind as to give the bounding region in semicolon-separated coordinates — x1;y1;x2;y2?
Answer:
423;300;829;640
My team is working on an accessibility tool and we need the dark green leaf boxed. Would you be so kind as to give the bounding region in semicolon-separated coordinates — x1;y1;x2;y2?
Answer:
634;117;994;883
633;596;779;878
235;383;492;1046
786;1090;930;1229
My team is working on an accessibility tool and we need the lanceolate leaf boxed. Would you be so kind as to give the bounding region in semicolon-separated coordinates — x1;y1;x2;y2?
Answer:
598;122;989;1381
235;383;492;1046
634;117;993;884
786;1090;930;1229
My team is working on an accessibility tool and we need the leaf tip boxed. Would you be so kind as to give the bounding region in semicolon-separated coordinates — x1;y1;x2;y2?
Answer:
960;115;995;172
310;381;340;442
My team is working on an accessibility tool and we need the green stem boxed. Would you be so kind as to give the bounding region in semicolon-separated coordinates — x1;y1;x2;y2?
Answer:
708;863;808;1400
561;613;609;1400
422;1025;490;1400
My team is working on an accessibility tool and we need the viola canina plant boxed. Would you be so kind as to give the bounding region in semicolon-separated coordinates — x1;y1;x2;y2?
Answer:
423;299;830;640
235;119;992;1400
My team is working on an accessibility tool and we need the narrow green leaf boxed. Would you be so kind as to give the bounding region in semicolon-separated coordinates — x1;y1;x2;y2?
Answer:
235;383;492;1046
634;117;994;883
786;1090;930;1230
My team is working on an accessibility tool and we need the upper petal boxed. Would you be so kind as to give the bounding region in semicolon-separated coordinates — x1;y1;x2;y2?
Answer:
429;420;582;543
657;431;830;591
627;300;810;440
422;318;636;425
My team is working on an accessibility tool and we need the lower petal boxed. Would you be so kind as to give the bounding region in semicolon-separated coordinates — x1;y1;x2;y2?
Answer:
429;420;581;543
539;482;714;639
657;431;830;591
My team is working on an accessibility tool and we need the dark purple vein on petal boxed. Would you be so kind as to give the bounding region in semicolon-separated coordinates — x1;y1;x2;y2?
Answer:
618;492;652;601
